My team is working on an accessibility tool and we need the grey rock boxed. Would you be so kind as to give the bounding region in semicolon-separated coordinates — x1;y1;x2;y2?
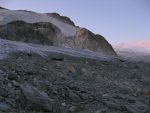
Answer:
0;96;4;101
68;90;81;102
7;71;18;80
61;102;67;107
5;98;17;108
68;106;78;112
102;94;150;113
12;80;20;87
125;101;149;113
0;88;8;97
94;108;107;113
20;83;57;112
102;95;125;110
0;70;6;77
0;102;10;112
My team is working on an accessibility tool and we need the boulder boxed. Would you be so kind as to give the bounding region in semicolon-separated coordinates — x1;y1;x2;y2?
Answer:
0;102;10;112
20;83;58;112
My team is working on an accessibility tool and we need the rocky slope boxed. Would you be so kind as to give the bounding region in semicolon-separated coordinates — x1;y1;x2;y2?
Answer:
0;39;150;113
0;8;116;56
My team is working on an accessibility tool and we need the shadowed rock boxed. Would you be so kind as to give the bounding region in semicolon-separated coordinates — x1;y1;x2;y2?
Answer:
0;21;63;45
20;84;59;112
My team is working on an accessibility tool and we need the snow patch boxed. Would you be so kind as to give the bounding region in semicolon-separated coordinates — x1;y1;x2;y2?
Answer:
0;39;113;61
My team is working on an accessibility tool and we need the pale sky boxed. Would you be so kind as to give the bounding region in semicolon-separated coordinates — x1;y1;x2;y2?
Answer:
0;0;150;44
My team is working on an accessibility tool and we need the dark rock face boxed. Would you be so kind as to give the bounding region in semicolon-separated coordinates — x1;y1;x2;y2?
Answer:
75;28;117;56
0;21;64;45
46;13;75;26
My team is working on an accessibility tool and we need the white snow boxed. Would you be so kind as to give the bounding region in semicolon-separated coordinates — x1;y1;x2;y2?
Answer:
0;10;76;37
0;39;113;61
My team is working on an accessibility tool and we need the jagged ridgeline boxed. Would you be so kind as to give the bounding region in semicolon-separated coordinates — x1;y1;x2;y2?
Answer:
0;7;117;56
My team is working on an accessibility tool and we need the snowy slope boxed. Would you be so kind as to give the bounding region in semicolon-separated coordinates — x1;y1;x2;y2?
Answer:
0;9;76;37
0;39;114;61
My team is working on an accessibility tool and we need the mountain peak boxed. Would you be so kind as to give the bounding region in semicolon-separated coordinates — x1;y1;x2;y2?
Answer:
0;8;117;56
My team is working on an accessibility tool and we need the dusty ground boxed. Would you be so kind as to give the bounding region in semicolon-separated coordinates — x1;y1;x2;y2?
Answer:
0;52;150;113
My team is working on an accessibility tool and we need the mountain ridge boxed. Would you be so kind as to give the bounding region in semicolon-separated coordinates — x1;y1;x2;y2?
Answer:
0;7;117;56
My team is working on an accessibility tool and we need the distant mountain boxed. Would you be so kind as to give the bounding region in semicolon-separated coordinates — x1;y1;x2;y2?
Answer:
0;7;117;56
114;40;150;62
115;40;150;53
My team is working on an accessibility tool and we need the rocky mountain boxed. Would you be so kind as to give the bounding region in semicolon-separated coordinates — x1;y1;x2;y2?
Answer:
0;7;150;113
46;13;75;26
114;40;150;62
0;7;117;56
